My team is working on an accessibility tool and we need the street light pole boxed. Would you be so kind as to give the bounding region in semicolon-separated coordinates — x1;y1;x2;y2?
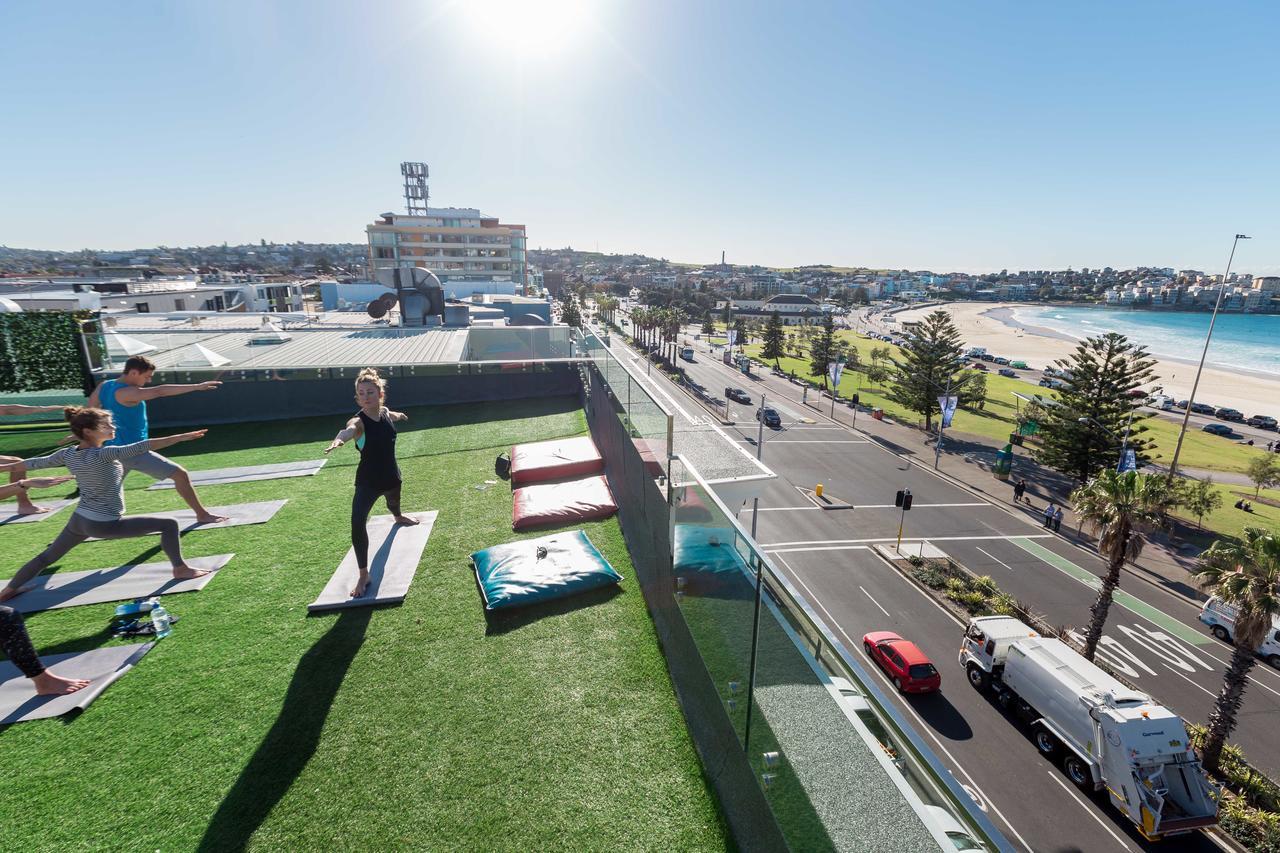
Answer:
751;393;765;538
1168;234;1250;478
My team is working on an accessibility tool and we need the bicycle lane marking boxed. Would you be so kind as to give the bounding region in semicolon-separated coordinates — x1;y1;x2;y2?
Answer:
1007;537;1211;646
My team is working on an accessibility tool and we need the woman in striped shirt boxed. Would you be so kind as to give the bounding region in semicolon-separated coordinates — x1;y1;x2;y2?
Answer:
0;407;211;604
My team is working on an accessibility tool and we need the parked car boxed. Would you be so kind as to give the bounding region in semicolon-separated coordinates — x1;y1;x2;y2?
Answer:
1247;415;1278;430
1175;399;1190;410
756;407;782;429
1202;423;1233;437
1216;407;1245;423
1188;401;1215;415
725;387;751;404
992;356;1010;365
998;368;1018;378
1009;360;1030;370
862;631;941;693
971;362;989;372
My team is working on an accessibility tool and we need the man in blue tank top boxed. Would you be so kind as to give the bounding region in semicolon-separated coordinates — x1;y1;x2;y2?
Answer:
86;356;228;524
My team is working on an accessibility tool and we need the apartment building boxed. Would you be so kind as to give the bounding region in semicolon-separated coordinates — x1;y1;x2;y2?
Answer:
367;208;527;289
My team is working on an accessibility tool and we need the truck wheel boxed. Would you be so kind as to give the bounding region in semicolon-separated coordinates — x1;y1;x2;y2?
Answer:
1211;625;1231;642
1063;755;1091;789
1034;729;1059;756
966;664;988;691
1267;655;1280;670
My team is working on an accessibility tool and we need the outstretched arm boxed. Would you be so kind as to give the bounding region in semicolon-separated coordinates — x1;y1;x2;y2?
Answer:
0;404;65;417
146;430;209;452
0;476;74;501
324;417;363;454
386;409;408;423
113;381;222;404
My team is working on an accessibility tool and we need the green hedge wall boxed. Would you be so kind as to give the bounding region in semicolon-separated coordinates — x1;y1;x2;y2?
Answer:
0;311;94;393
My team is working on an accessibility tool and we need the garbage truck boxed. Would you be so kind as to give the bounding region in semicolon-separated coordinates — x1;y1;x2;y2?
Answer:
959;616;1218;841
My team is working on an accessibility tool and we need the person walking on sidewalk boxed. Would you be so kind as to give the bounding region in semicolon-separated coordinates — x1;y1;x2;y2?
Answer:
1052;506;1064;533
1043;502;1056;528
1013;479;1026;504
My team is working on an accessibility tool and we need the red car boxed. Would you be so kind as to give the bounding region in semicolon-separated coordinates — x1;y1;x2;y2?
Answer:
862;631;942;693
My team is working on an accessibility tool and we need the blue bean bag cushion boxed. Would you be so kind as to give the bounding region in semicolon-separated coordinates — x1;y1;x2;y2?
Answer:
471;529;622;611
673;525;755;598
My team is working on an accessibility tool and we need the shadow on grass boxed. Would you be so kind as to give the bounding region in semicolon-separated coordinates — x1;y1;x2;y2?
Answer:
196;608;372;853
482;584;623;636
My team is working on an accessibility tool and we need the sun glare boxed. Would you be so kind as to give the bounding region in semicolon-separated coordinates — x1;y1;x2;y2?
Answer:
460;0;595;56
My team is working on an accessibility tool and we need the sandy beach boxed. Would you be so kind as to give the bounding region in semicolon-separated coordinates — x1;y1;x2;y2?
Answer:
884;302;1278;418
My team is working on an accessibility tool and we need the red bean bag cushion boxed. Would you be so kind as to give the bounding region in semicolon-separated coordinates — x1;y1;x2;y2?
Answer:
512;475;618;531
510;436;604;485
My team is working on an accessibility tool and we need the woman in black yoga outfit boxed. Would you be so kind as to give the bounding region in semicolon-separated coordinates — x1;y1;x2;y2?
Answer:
324;368;417;597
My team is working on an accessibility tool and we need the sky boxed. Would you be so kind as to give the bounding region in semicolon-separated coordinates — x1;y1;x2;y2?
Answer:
2;0;1279;274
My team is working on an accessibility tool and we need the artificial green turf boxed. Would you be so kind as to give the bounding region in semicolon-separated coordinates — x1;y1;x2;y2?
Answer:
0;397;730;851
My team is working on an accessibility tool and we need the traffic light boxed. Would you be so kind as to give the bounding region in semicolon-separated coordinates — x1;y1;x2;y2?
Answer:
895;489;912;510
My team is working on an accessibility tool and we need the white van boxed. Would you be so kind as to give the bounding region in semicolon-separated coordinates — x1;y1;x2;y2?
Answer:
1198;596;1280;668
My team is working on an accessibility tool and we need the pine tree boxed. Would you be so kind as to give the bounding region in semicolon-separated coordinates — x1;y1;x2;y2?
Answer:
762;311;785;366
885;310;970;431
808;313;837;389
1034;332;1155;484
559;294;582;329
701;314;714;335
733;317;748;347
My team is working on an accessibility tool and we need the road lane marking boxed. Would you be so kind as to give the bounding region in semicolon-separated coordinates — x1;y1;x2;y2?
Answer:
1007;537;1211;647
859;586;891;617
1044;772;1134;852
763;534;1055;550
755;506;821;512
1161;662;1218;699
737;439;870;444
975;547;1020;574
770;554;1033;852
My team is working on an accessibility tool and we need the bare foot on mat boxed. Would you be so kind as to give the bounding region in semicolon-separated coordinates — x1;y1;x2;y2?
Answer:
33;671;91;696
172;565;211;581
351;569;371;598
0;584;33;603
194;514;229;525
394;514;419;526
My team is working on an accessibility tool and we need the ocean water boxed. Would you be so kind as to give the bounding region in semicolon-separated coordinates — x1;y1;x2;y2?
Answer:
1012;305;1280;376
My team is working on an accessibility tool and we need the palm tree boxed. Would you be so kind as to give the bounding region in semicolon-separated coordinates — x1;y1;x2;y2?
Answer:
1071;470;1176;661
1193;527;1280;773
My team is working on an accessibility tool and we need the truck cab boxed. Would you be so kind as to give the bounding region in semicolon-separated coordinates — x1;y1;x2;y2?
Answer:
958;615;1037;689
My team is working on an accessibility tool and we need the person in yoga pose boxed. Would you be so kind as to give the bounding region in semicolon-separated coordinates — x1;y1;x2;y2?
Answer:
324;368;417;598
1;402;75;517
7;356;228;524
0;407;212;604
0;606;91;696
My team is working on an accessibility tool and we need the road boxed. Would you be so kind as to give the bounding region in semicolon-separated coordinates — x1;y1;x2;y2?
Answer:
633;325;1257;852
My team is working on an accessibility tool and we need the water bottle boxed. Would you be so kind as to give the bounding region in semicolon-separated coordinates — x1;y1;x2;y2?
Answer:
151;602;173;638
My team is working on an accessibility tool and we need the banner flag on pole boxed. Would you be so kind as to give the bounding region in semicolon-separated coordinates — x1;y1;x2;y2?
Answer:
1117;447;1137;473
727;330;737;348
828;360;844;389
938;395;959;429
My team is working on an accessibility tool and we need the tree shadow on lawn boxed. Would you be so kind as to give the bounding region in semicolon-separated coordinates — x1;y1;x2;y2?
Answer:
196;608;372;853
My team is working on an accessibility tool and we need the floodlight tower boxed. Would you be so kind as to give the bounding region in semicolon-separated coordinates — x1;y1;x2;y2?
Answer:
401;162;429;215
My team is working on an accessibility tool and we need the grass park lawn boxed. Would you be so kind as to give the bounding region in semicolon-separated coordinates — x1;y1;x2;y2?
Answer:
744;331;1266;476
0;397;728;851
1172;481;1280;540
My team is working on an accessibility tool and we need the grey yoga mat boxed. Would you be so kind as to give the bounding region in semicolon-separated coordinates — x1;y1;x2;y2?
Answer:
85;500;287;539
0;643;155;724
308;511;437;612
0;498;78;526
147;459;327;490
5;554;235;614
